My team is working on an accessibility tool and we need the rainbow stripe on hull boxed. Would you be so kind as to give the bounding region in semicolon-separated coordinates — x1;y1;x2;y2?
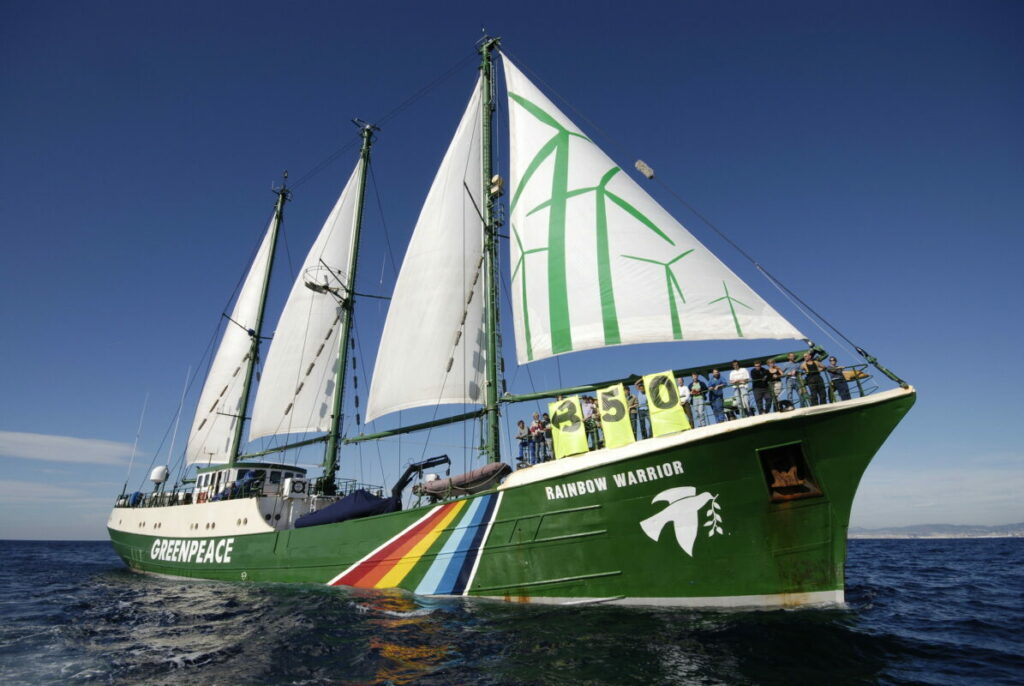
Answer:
328;493;501;595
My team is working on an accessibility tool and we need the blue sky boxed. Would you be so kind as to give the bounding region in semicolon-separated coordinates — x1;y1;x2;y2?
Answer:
1;1;1021;539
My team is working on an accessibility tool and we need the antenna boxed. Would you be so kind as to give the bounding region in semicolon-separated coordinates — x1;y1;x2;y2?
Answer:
121;392;149;497
166;366;191;467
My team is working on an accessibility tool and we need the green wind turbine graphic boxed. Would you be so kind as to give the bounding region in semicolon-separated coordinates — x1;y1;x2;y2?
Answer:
621;249;695;339
709;281;751;337
509;92;680;357
508;93;591;356
509;223;548;361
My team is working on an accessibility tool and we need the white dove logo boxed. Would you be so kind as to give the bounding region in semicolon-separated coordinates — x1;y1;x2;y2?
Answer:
640;487;721;556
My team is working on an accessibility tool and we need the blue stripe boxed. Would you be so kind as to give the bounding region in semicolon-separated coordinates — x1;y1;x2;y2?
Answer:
414;495;490;595
449;494;498;595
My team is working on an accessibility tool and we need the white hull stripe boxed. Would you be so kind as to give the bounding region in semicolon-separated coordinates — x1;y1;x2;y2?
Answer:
469;588;844;609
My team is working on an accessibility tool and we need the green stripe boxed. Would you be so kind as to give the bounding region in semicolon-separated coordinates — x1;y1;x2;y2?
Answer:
595;167;621;345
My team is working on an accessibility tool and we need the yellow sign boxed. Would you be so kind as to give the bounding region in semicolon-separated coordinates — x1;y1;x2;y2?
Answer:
548;396;589;459
643;371;691;436
596;384;635;449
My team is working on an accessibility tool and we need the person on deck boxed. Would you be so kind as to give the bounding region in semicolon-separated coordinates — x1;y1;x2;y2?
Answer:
728;360;751;417
633;380;651;439
515;420;531;465
826;356;852;401
582;396;601;449
530;412;547;463
780;352;802;408
627;389;639;434
767;359;784;411
677;378;694;428
689;372;708;427
802;352;828;406
541;412;553;459
750;360;772;415
706;369;727;423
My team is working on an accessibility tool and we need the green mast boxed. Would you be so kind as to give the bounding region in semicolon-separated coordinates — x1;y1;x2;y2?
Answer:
321;122;377;492
229;177;289;466
480;37;502;463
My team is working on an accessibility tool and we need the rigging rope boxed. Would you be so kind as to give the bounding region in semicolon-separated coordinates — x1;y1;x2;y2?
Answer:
292;50;479;191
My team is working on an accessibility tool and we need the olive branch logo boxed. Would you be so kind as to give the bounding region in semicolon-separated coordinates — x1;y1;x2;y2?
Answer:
704;495;724;537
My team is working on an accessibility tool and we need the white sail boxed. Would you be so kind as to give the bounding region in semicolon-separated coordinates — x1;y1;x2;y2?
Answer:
365;79;485;423
185;215;277;465
248;160;364;441
503;57;804;364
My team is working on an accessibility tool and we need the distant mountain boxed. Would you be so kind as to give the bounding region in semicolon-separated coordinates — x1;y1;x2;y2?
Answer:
849;522;1024;539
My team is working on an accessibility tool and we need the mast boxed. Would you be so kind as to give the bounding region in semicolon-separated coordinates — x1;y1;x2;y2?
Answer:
480;37;502;463
228;178;288;466
322;122;377;490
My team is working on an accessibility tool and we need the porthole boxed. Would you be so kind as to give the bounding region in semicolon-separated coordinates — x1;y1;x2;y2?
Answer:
264;514;271;521
274;514;281;521
236;519;241;526
242;518;247;525
211;522;216;529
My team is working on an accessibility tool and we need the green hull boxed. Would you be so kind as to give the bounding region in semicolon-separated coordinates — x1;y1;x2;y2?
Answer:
108;388;914;608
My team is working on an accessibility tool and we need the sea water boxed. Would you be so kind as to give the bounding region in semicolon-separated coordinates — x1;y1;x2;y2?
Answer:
0;539;1020;685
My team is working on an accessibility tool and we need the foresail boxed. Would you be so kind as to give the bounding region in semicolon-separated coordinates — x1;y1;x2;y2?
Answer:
185;217;277;465
503;57;804;364
248;160;363;441
365;78;485;423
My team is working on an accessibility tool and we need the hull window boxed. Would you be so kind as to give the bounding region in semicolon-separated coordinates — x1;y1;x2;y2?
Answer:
757;442;823;502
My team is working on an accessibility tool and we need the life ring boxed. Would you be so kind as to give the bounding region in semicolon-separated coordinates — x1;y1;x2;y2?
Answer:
196;491;208;504
291;480;306;494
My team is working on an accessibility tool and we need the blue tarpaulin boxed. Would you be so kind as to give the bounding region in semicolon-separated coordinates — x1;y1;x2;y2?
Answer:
294;489;400;529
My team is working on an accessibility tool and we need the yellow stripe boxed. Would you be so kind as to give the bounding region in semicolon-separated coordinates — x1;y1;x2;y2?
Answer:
374;500;467;589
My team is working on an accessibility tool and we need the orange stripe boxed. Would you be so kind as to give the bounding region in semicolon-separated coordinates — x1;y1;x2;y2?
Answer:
339;503;457;588
374;500;467;588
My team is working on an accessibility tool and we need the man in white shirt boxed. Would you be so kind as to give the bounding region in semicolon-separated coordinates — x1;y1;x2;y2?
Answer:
728;360;751;418
677;377;693;427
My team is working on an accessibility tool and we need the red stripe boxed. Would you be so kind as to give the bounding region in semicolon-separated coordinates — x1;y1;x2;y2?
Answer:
332;503;456;587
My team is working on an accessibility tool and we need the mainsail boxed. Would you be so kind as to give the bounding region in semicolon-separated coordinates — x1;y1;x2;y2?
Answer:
365;78;485;423
249;160;364;440
185;215;278;465
503;57;804;364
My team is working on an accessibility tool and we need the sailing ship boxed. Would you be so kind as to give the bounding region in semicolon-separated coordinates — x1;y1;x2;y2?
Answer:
107;39;915;608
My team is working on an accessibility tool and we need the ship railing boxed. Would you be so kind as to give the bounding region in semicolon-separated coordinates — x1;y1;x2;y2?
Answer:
510;362;880;461
114;477;388;509
715;362;878;422
619;363;877;432
336;478;386;498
